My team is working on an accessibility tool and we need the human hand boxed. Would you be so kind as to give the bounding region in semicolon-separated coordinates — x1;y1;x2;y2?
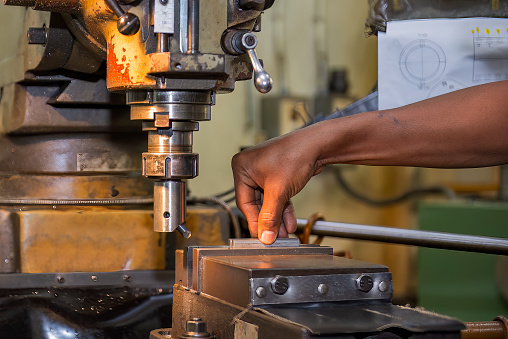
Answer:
231;129;325;244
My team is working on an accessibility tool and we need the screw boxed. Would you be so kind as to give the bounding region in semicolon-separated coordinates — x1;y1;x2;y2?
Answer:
27;27;47;45
317;283;329;295
163;211;170;218
255;286;267;298
160;0;168;4
271;276;289;295
56;276;65;284
378;281;389;292
91;275;98;282
245;35;256;46
123;274;132;282
356;275;373;292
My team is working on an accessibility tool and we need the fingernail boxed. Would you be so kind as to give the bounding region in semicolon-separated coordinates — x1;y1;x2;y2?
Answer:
260;231;276;244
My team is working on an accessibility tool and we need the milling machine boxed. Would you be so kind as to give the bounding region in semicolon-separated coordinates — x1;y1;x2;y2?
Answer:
0;0;274;337
0;1;507;338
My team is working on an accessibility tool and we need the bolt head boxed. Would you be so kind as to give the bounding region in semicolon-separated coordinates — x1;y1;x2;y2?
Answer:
271;276;289;295
185;318;207;334
317;283;329;295
56;276;65;284
91;275;98;282
378;280;389;292
356;275;373;292
255;286;267;298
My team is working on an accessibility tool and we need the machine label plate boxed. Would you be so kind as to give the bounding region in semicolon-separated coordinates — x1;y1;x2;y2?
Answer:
154;0;175;34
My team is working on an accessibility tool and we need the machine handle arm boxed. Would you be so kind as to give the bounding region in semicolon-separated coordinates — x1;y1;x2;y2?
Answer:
236;32;273;94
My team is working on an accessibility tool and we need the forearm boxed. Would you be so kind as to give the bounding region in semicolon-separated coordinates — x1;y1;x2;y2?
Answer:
308;80;508;169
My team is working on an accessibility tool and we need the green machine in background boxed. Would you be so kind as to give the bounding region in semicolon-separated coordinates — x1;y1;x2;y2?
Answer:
418;201;508;321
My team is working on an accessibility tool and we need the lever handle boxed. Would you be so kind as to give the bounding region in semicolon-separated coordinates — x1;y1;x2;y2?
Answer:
237;33;273;94
105;0;140;36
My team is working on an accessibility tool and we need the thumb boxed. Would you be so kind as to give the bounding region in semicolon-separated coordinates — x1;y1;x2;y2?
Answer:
257;189;288;244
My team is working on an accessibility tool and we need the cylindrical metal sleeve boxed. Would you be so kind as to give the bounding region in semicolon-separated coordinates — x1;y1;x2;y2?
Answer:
154;180;186;232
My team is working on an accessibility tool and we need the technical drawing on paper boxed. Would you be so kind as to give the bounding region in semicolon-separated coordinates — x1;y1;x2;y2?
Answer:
399;39;446;89
473;36;508;82
427;78;466;98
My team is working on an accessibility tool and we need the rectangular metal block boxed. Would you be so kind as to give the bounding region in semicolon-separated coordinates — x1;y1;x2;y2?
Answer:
191;245;333;291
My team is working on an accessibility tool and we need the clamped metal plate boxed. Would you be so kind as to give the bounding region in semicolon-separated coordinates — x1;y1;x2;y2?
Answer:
176;239;392;308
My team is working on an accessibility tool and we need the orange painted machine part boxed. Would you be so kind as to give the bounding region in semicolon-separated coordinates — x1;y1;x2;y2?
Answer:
461;316;508;339
106;34;156;90
79;0;157;90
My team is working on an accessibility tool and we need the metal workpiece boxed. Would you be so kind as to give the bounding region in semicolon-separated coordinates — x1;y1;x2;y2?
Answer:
296;219;508;255
154;180;190;237
177;242;393;307
228;237;300;249
177;245;325;290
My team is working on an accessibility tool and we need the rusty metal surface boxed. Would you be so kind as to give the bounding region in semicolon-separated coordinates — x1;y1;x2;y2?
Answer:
4;0;81;13
0;174;152;200
0;134;145;173
0;210;18;273
18;208;164;273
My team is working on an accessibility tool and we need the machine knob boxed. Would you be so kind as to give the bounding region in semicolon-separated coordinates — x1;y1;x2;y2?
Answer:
235;32;273;94
105;0;140;36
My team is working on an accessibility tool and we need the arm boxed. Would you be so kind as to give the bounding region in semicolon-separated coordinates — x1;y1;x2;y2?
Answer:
231;80;508;244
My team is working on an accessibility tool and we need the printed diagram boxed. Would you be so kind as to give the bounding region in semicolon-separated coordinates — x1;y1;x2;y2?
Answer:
473;36;508;82
427;78;466;98
399;39;446;89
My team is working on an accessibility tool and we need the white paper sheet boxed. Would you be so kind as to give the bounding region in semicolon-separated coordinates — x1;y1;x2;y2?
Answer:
378;18;508;110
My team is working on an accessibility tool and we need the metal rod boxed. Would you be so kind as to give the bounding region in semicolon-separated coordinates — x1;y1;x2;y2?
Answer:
462;318;508;339
296;219;508;255
187;0;199;53
104;0;124;17
159;33;169;53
